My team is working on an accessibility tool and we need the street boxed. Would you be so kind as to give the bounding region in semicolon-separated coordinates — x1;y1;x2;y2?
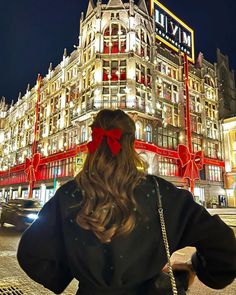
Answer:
0;224;235;295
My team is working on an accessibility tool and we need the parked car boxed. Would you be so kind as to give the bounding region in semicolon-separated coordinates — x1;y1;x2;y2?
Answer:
0;198;42;231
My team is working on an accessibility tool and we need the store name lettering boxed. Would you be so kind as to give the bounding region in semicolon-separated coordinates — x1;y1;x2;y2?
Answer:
155;10;192;48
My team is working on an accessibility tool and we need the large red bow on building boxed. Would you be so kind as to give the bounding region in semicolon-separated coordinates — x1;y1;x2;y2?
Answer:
178;144;204;180
87;127;122;156
24;153;41;182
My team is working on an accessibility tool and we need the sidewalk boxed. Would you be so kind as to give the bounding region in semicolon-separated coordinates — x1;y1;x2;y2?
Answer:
207;208;236;215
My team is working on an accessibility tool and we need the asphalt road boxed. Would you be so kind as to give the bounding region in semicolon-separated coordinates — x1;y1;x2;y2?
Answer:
0;224;235;295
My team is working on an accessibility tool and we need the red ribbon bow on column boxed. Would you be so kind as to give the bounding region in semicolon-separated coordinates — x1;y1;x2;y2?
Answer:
87;127;122;156
178;144;204;180
24;153;41;182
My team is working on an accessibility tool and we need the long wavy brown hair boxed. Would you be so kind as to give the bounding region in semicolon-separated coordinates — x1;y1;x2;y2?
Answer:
75;109;147;243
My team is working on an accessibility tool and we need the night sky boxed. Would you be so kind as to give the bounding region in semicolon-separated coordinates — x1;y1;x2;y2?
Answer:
1;0;236;105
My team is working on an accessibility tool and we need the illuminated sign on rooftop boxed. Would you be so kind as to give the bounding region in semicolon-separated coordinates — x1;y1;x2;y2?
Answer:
150;0;195;63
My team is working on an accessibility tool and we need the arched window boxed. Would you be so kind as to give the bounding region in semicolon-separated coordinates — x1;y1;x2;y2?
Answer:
81;126;87;143
103;23;127;54
135;121;142;140
85;31;94;48
146;125;152;142
204;76;215;88
135;28;151;59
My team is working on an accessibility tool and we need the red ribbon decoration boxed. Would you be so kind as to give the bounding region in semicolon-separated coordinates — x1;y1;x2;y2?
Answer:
178;144;204;180
24;153;41;183
87;127;122;156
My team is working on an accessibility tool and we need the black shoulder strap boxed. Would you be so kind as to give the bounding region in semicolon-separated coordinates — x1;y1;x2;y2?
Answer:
149;175;179;294
150;175;163;209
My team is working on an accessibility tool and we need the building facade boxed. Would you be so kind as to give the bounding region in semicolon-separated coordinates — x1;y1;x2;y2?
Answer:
0;0;226;207
222;117;236;207
216;48;236;120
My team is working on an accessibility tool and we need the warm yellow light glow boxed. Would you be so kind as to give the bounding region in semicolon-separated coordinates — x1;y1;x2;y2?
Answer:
96;18;101;32
127;66;135;80
129;32;136;51
60;116;65;129
46;104;50;117
179;134;184;141
0;131;4;142
95;37;100;53
70;101;74;108
94;88;100;96
125;87;130;94
127;95;135;108
94;69;102;83
129;17;135;30
60;93;66;109
225;161;231;173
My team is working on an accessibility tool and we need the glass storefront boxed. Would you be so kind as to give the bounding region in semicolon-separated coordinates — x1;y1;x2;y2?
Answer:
194;187;205;206
12;190;18;199
22;189;28;198
0;190;4;203
32;189;41;200
46;187;55;203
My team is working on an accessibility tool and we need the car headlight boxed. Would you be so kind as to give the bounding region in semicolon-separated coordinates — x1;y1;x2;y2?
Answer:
27;213;38;220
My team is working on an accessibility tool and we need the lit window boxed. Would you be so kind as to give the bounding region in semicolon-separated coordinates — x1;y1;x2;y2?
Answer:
81;126;87;143
103;23;126;54
136;63;151;87
158;156;179;177
208;165;222;181
146;125;152;142
192;137;202;153
100;86;127;109
207;142;218;159
163;82;171;101
103;60;126;81
157;128;178;150
162;104;173;125
135;28;151;59
204;76;215;88
172;85;179;103
135;121;142;140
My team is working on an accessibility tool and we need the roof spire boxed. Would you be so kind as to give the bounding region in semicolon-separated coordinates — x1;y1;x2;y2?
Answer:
107;0;125;8
48;62;52;72
63;48;67;58
86;0;95;17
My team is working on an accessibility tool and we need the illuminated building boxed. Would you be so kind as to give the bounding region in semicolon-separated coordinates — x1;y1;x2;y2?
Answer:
0;0;227;207
222;117;236;207
216;48;236;119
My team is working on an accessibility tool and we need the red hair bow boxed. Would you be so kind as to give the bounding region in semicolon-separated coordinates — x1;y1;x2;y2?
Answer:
87;127;122;156
24;153;41;182
178;144;204;180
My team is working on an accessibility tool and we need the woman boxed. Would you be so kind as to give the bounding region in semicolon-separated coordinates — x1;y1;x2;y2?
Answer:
17;109;236;295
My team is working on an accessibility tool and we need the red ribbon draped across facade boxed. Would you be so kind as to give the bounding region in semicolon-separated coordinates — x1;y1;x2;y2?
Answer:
178;144;204;181
24;153;41;199
24;153;41;182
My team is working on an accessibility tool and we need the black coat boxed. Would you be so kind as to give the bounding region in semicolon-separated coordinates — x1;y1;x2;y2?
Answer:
17;175;236;294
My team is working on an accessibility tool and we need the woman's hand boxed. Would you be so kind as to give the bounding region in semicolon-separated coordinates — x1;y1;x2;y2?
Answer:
162;247;196;288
